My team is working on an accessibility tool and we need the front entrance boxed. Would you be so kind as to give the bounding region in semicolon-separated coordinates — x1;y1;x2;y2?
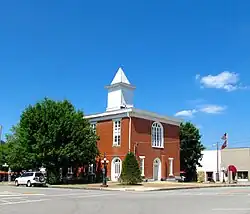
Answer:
153;158;161;181
111;157;122;181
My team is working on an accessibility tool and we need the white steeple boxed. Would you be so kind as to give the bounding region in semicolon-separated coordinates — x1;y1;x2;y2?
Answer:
105;67;135;111
111;67;130;85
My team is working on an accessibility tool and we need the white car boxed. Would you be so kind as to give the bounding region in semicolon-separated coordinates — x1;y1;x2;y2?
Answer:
15;172;46;187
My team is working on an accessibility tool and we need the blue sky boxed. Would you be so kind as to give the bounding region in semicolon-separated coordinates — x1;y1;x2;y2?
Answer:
0;1;249;149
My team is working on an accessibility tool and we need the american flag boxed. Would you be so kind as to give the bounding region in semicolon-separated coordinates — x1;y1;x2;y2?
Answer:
221;133;228;150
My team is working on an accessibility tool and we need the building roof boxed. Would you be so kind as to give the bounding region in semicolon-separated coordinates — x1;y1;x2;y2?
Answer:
111;67;131;85
84;107;182;126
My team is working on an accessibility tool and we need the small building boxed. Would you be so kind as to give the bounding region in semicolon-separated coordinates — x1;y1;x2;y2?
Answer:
85;67;182;181
197;147;250;183
197;150;223;182
221;147;250;182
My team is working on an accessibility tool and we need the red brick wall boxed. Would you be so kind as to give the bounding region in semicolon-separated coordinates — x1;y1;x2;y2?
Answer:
131;117;180;179
95;116;180;180
96;118;129;178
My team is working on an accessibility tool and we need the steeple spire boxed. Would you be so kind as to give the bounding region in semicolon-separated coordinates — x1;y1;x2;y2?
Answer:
111;67;130;85
105;67;135;111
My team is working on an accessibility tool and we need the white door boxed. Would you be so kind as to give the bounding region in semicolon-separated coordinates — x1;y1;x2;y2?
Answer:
153;158;161;181
112;158;122;181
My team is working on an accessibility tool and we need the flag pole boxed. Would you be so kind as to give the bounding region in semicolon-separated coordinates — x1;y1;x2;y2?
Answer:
216;142;220;182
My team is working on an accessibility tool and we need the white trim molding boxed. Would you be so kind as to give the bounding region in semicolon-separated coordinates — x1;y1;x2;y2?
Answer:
153;158;161;181
90;122;97;133
111;157;122;181
112;119;121;147
139;156;145;176
151;122;164;148
85;108;182;126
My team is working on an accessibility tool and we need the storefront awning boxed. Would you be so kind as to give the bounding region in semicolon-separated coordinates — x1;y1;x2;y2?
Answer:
228;165;237;173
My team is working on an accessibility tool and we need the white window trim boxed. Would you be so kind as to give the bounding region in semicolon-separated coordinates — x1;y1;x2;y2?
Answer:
90;122;97;133
113;119;121;147
151;122;164;148
139;156;145;176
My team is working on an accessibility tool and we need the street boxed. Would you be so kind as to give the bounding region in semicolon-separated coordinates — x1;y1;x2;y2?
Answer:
1;186;250;214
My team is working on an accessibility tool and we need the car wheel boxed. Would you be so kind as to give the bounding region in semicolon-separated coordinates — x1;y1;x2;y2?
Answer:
27;181;32;187
39;176;45;183
15;181;19;186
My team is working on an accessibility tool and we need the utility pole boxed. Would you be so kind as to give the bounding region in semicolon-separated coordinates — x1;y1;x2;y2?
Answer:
216;142;220;182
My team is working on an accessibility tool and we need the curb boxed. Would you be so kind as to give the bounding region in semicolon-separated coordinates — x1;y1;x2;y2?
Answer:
48;184;250;192
146;184;250;192
2;183;250;192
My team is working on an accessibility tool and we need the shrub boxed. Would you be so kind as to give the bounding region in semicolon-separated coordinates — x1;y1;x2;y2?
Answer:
120;152;142;185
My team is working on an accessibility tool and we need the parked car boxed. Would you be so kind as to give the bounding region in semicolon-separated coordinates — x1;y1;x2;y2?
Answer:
15;172;46;187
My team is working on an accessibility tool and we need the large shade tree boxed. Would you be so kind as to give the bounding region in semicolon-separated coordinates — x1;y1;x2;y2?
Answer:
180;122;205;181
5;98;99;183
0;142;8;169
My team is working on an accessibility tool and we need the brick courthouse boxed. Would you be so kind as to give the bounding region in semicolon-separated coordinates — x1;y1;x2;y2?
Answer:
85;68;181;181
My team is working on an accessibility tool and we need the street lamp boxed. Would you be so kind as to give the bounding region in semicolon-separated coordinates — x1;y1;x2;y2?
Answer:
100;153;109;187
221;166;225;183
2;163;11;182
212;142;220;182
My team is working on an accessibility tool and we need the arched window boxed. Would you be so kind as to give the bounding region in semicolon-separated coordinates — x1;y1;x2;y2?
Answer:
151;122;164;148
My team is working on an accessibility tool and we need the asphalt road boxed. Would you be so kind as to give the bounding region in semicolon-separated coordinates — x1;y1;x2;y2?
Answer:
1;186;250;214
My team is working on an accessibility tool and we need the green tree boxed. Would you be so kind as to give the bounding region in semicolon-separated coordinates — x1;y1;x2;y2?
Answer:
120;152;142;185
0;142;8;169
180;122;205;182
5;98;99;183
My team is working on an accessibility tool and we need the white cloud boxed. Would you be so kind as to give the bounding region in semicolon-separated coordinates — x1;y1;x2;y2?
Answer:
175;104;226;117
196;71;246;92
199;104;226;114
174;109;197;117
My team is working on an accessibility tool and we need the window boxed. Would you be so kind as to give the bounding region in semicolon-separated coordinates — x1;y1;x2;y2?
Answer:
237;171;248;179
68;167;73;174
88;164;94;174
35;173;43;177
113;120;121;146
91;123;96;133
22;172;33;177
139;156;145;176
151;122;164;148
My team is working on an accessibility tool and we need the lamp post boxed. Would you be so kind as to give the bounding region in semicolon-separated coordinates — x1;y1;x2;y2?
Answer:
212;142;220;182
101;153;109;187
2;163;11;182
221;166;225;183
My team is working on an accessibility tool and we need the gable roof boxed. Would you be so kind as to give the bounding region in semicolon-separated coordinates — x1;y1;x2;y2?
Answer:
84;108;182;126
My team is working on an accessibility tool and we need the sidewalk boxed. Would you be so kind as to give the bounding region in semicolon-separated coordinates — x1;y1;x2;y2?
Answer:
49;181;250;192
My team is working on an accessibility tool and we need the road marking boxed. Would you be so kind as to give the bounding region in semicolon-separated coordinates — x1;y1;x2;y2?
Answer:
73;193;117;199
0;194;27;197
0;193;45;197
212;208;250;211
0;197;27;200
46;192;115;197
0;199;49;206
